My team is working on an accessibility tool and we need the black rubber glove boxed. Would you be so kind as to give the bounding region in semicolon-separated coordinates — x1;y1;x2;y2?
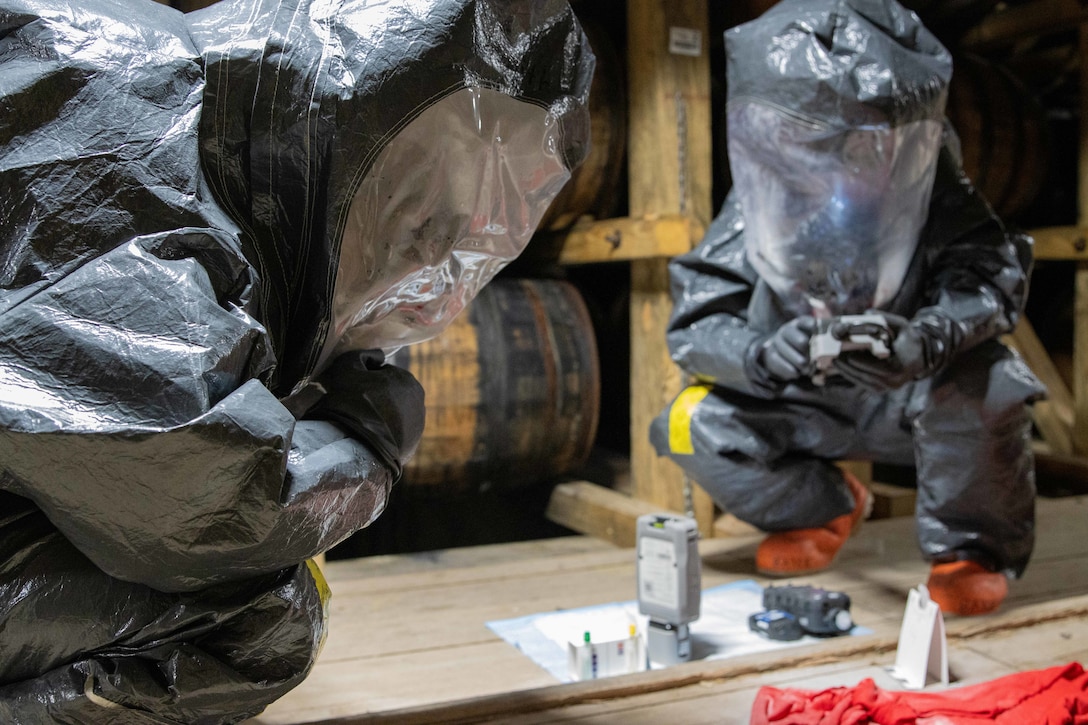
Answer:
305;350;425;478
749;316;819;385
833;312;953;391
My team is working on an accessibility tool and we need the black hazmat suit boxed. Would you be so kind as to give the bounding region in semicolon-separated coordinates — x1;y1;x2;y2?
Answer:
650;0;1043;580
0;0;591;721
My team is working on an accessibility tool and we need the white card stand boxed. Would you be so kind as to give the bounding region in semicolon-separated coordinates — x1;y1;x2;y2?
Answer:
889;584;948;690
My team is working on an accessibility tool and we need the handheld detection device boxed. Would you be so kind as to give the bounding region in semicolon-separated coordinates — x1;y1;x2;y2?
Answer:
636;513;701;665
810;313;893;385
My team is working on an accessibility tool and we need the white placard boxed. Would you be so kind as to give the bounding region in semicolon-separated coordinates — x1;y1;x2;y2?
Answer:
668;27;702;57
889;585;948;689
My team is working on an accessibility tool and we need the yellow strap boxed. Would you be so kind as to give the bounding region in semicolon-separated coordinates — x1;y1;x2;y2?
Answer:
305;557;333;656
668;384;712;455
305;557;332;607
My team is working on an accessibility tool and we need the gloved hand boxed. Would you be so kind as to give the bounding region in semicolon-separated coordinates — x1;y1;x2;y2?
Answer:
305;350;425;478
749;316;819;385
833;312;951;391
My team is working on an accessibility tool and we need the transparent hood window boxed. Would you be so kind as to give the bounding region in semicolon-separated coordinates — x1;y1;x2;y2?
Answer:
728;101;942;317
318;86;569;370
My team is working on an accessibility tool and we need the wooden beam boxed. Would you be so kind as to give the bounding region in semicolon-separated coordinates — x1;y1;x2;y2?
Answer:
1030;226;1088;260
314;593;1088;725
627;0;713;226
1004;320;1075;455
868;482;917;520
545;480;670;547
627;0;715;536
554;214;704;265
1073;264;1088;455
1075;26;1088;456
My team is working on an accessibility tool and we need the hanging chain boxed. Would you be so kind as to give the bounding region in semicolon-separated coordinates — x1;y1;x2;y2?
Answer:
677;92;695;524
683;474;697;523
676;91;688;214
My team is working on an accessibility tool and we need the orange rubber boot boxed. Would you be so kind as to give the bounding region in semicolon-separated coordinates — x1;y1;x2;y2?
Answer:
926;560;1008;616
755;471;872;577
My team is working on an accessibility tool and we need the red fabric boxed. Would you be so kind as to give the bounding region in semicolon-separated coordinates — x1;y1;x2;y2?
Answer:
751;662;1088;725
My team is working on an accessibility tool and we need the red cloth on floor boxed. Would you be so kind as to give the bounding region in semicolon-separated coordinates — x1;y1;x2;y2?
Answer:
751;662;1088;724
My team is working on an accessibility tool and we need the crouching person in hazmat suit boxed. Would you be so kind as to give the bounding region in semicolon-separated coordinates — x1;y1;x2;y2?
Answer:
0;0;591;721
650;0;1043;617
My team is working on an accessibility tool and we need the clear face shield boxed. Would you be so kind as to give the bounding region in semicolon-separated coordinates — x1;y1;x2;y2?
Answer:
727;101;943;318
315;86;570;372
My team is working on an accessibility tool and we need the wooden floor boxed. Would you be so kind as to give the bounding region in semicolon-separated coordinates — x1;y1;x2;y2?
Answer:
249;495;1088;724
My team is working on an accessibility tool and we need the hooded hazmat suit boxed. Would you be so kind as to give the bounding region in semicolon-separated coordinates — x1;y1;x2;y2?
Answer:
650;0;1043;580
0;0;592;720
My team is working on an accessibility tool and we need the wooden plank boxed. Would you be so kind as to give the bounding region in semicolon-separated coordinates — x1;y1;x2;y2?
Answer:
519;626;1088;724
252;641;558;724
961;0;1086;50
868;481;916;520
544;480;667;546
250;497;1088;724
958;609;1088;672
294;632;899;725
464;616;1088;724
322;536;616;582
627;0;715;536
1030;225;1088;260
555;214;705;265
1004;319;1075;455
297;594;1088;725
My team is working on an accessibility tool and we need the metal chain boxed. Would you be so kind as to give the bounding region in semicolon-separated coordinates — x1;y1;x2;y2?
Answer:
675;91;688;214
677;92;694;524
683;474;696;523
681;371;696;524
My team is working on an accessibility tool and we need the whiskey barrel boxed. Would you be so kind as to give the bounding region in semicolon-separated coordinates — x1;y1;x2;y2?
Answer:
946;53;1049;221
391;278;600;496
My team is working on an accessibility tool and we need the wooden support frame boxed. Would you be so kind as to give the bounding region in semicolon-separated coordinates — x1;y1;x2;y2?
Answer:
550;0;1088;543
546;0;716;545
978;17;1088;461
1014;23;1088;459
1032;226;1088;261
555;214;705;265
1073;23;1088;457
626;0;714;533
545;480;667;546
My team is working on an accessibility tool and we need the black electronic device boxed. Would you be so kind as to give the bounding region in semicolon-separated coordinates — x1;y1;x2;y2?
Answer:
748;609;804;641
761;584;853;636
809;313;893;385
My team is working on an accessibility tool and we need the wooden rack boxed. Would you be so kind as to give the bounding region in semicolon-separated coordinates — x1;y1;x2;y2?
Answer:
543;0;720;545
549;0;1088;547
964;0;1088;462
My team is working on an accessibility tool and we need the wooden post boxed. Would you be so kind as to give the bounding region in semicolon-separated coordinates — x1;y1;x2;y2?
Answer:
1075;25;1088;455
626;0;714;533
